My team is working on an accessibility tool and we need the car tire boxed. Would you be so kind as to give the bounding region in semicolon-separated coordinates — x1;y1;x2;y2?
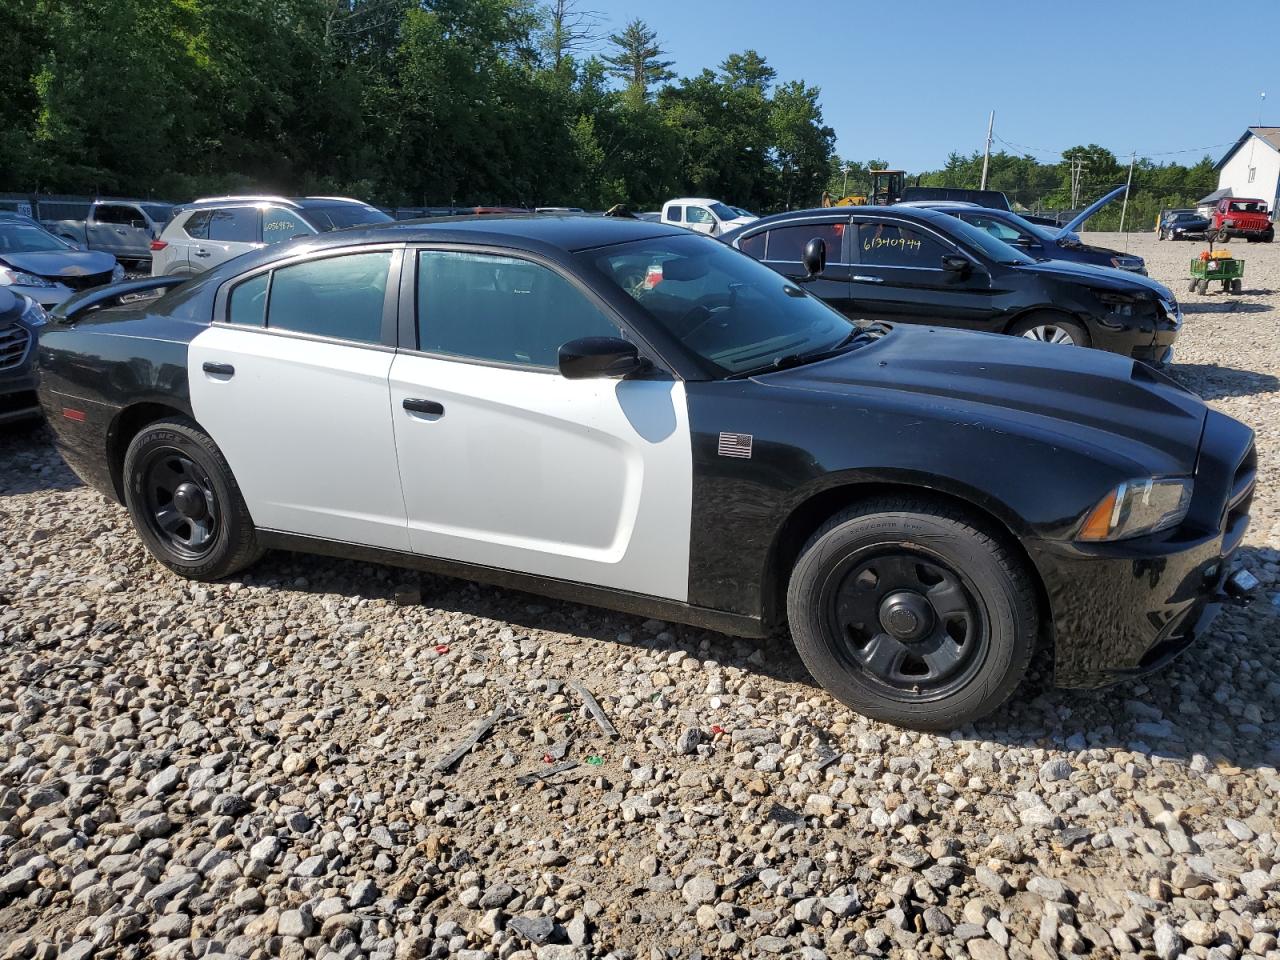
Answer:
786;498;1039;730
1263;229;1275;244
1232;279;1242;293
1215;229;1230;243
122;417;262;580
1187;278;1197;293
1009;314;1091;347
1198;278;1209;295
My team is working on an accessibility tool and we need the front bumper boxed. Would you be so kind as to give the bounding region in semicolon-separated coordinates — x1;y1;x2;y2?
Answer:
0;368;40;424
1030;412;1255;688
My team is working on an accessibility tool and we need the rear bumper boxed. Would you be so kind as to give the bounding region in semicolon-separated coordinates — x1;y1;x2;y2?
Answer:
1031;412;1254;688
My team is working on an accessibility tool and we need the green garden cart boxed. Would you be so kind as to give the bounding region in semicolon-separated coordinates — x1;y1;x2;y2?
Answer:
1188;252;1244;295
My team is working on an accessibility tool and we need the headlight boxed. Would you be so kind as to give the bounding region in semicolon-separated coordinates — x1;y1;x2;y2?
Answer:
111;264;125;282
0;266;55;288
1096;291;1136;316
1078;478;1192;541
1110;256;1142;270
19;295;48;327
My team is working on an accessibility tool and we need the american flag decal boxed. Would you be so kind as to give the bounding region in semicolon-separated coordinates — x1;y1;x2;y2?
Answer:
718;432;753;459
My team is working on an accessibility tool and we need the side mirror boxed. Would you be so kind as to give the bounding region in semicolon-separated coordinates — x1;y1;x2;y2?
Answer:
941;254;971;276
558;336;648;379
802;237;827;278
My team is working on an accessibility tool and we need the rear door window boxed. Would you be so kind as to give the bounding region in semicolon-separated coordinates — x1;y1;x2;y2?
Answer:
763;222;847;263
266;252;390;344
207;208;258;243
667;206;683;223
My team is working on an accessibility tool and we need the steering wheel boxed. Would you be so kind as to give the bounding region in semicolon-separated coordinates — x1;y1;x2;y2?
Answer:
673;296;733;342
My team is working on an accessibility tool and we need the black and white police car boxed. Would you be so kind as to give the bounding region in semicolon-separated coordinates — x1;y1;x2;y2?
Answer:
36;216;1256;729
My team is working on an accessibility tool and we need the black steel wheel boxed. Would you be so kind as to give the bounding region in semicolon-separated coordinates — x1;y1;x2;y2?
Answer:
824;551;985;699
138;447;219;560
787;498;1038;730
122;417;262;580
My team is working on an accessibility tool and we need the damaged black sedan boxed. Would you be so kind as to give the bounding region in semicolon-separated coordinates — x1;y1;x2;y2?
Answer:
36;217;1256;729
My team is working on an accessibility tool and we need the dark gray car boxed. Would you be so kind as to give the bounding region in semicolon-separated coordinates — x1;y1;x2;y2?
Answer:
0;287;46;425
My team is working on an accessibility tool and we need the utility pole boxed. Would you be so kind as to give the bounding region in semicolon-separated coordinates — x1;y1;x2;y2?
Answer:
979;111;995;190
841;162;850;198
1118;151;1136;249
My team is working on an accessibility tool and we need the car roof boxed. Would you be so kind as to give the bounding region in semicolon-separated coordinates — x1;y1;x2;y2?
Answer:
183;195;378;211
664;197;719;206
197;214;689;281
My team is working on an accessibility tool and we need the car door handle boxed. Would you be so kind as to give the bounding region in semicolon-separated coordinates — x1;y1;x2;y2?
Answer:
115;229;127;235
852;275;885;284
193;249;210;258
202;362;235;378
403;398;444;417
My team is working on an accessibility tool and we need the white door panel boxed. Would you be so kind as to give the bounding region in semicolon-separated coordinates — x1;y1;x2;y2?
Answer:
390;354;692;600
188;325;409;550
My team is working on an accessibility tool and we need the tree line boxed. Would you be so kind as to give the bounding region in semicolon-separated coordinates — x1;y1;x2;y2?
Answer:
825;147;1219;231
0;0;835;212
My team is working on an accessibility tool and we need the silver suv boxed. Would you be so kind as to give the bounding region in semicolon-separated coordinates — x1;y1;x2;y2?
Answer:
150;196;392;276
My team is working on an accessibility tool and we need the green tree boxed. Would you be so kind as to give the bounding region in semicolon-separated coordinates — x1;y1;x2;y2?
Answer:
601;18;673;102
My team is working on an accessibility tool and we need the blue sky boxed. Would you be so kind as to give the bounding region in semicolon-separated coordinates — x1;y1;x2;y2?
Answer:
592;0;1278;171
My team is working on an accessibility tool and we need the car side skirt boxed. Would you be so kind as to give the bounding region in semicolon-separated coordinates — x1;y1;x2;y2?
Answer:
256;529;769;639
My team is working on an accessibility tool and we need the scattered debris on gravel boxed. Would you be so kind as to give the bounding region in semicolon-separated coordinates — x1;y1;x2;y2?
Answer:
2;232;1279;959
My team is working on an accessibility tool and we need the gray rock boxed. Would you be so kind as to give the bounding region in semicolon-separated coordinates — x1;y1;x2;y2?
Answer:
682;873;717;905
509;915;556;945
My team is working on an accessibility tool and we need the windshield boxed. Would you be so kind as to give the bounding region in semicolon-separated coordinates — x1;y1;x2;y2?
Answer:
582;233;856;377
939;214;1036;265
731;206;756;218
709;202;741;221
304;205;394;231
0;221;74;253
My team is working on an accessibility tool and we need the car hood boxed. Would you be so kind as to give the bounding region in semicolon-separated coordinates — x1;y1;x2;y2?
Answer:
1018;257;1172;298
0;250;117;278
1058;185;1127;236
760;325;1206;476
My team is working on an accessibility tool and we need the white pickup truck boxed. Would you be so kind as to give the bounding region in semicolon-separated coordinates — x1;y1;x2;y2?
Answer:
660;198;758;237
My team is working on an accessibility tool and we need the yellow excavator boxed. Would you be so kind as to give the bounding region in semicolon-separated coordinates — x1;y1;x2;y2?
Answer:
830;169;906;207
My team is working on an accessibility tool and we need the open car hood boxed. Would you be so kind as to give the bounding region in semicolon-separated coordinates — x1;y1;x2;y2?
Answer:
1058;185;1128;236
0;250;117;278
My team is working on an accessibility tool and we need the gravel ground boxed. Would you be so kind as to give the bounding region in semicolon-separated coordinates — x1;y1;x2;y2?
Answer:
2;232;1279;960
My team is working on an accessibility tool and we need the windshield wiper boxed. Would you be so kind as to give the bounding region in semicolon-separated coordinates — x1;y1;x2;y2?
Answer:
728;328;874;379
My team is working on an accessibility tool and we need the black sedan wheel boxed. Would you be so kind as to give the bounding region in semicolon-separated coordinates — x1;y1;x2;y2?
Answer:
1010;314;1090;347
122;418;262;580
787;498;1038;729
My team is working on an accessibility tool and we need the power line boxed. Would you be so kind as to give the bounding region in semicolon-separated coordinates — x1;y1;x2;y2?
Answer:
991;132;1234;163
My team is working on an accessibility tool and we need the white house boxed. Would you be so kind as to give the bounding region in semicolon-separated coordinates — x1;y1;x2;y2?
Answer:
1214;126;1280;217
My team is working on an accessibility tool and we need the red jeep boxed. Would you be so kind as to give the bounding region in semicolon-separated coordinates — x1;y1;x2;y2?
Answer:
1207;197;1274;243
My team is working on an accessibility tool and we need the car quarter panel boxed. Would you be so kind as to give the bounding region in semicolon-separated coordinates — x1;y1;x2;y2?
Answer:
36;310;204;499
